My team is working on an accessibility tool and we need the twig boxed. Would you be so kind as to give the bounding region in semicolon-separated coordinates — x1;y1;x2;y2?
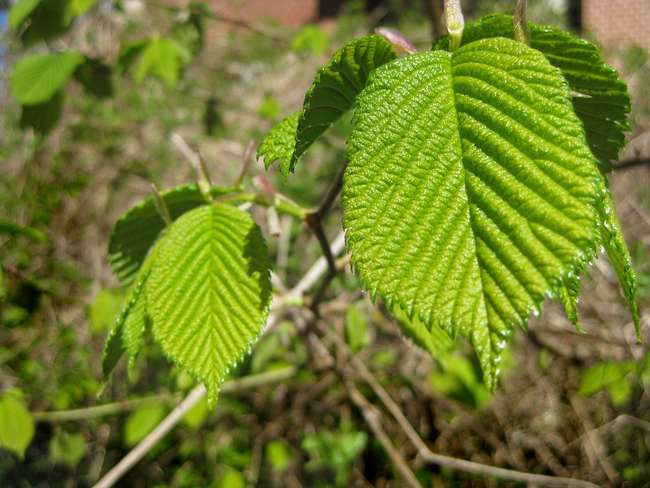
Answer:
345;381;423;488
321;322;599;488
615;158;650;171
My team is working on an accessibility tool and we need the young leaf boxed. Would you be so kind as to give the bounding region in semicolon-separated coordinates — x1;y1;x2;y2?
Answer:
124;403;166;446
434;14;630;170
133;37;191;87
344;38;602;388
108;184;209;286
146;204;272;405
558;273;584;333
0;389;34;459
257;112;299;170
9;0;42;30
10;51;85;105
597;182;641;338
286;35;398;174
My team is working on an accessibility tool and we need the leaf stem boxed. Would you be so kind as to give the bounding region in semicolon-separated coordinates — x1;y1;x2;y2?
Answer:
513;0;530;43
444;0;465;51
214;191;306;220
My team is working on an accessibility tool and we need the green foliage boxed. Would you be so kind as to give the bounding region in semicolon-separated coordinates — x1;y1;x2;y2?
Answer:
579;360;637;406
8;0;42;30
344;37;602;387
108;184;210;286
147;204;272;405
9;51;85;105
291;25;329;56
19;91;65;134
182;397;209;429
429;354;491;409
131;37;191;87
0;218;47;242
215;467;246;488
391;303;454;357
257;112;299;170
434;14;631;170
286;35;398;173
89;288;123;333
124;403;166;446
0;389;34;458
49;430;86;468
265;440;292;473
302;424;367;487
344;305;369;353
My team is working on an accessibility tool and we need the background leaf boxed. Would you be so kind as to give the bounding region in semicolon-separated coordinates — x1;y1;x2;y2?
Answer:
10;51;85;105
0;389;34;458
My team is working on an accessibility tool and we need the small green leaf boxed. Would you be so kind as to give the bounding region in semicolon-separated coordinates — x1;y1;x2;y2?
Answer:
344;305;368;353
344;38;602;388
597;183;641;339
265;440;292;473
579;361;635;397
10;51;85;105
182;397;209;429
133;37;190;87
89;288;124;333
216;467;246;488
287;35;398;173
147;204;272;405
390;303;454;358
49;430;86;468
9;0;42;30
0;389;34;458
124;403;166;446
257;112;299;170
558;273;584;333
291;25;328;56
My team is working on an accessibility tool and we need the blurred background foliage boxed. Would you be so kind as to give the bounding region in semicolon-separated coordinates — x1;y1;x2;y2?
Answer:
0;0;649;486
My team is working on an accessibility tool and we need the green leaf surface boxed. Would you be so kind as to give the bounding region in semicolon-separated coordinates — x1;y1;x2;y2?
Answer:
286;35;398;173
9;0;42;30
108;184;209;287
558;273;584;333
579;361;635;396
0;389;34;458
10;51;85;105
49;430;86;468
434;14;630;170
344;38;601;388
147;204;272;405
257;112;299;170
19;91;65;135
597;182;640;337
0;218;47;241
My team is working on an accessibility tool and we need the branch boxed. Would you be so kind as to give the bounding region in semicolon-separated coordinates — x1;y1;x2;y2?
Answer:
320;322;599;488
615;158;650;171
32;367;296;423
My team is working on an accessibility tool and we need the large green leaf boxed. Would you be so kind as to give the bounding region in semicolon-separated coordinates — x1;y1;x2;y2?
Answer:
283;35;398;174
147;204;272;404
434;14;630;170
10;51;85;105
343;38;601;387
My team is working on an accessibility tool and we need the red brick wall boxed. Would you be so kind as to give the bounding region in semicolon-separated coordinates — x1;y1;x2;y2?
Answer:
583;0;650;50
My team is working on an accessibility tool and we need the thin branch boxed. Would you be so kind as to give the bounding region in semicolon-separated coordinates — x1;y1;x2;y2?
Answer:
345;381;423;488
615;158;650;171
321;322;599;488
33;367;296;423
